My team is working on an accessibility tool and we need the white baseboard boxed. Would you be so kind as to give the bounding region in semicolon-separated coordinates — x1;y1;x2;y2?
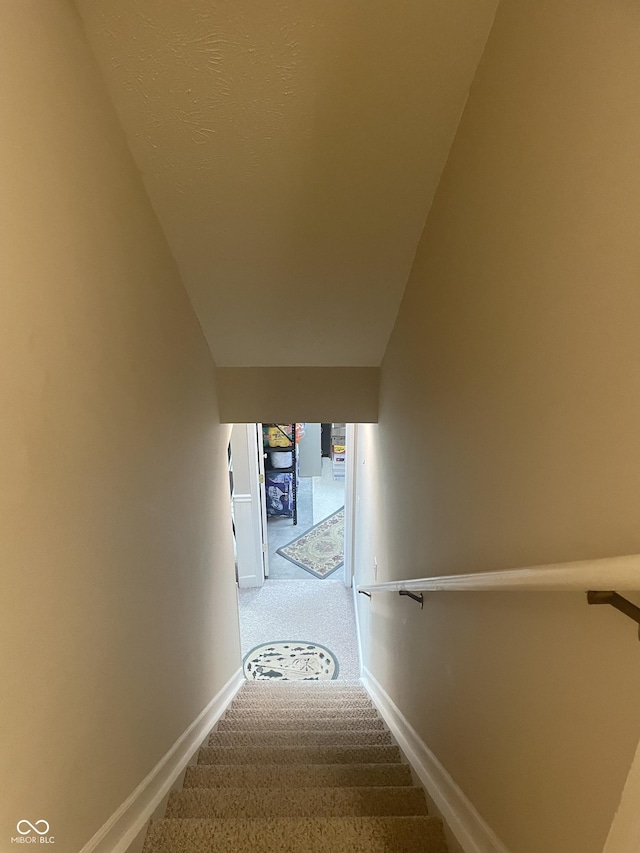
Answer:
362;667;509;853
79;668;244;853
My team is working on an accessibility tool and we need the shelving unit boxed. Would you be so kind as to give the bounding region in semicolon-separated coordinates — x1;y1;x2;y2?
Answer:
262;423;298;525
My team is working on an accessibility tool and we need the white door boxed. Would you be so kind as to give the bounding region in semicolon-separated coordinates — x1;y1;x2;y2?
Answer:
231;423;266;588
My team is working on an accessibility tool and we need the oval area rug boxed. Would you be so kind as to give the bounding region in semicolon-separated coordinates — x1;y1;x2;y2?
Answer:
243;641;339;680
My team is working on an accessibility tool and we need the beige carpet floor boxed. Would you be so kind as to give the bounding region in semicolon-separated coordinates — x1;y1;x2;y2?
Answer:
142;682;449;852
238;580;359;680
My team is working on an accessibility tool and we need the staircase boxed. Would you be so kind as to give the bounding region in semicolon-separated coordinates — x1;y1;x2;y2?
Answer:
142;681;449;852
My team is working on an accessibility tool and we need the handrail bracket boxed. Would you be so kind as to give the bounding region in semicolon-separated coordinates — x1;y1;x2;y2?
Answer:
358;590;372;599
399;590;424;609
587;590;640;640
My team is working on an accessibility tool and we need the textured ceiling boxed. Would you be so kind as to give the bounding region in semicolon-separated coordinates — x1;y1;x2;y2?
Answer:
76;0;497;366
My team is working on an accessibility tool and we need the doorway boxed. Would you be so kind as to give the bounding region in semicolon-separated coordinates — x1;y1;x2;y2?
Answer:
265;423;346;581
229;423;360;682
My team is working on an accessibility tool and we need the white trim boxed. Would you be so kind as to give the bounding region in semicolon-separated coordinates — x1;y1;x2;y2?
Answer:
79;669;244;853
343;423;358;589
352;581;364;678
358;553;640;595
246;423;268;582
255;424;270;579
231;424;265;588
362;667;509;853
603;736;640;853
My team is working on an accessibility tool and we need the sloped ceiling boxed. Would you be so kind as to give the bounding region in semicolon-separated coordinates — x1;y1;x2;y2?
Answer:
76;0;497;366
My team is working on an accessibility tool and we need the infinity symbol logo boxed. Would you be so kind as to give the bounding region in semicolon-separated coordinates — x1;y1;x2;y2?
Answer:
17;820;50;836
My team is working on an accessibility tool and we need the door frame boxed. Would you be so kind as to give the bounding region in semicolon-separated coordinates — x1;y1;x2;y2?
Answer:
230;423;266;588
255;424;270;579
343;423;359;588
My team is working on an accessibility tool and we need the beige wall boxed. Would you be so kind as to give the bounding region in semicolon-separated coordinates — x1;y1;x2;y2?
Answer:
355;0;640;850
0;2;240;850
216;367;379;424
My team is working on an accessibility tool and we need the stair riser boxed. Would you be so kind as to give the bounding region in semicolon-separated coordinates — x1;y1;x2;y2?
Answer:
166;786;428;818
224;708;380;721
184;763;414;789
142;817;449;853
198;745;402;765
240;681;369;699
240;680;362;687
233;689;370;700
233;690;372;706
229;704;375;716
236;681;369;699
208;730;393;748
217;716;385;732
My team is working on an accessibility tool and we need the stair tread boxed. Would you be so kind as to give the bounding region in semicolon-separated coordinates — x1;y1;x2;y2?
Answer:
240;680;363;686
208;729;393;748
240;685;366;694
184;763;414;788
224;707;380;720
199;744;402;765
228;704;377;715
231;690;373;705
228;697;375;704
228;708;376;715
166;785;427;818
143;816;448;853
217;716;386;732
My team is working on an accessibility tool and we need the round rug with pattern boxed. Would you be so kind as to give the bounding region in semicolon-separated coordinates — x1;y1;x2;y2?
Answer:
243;641;339;680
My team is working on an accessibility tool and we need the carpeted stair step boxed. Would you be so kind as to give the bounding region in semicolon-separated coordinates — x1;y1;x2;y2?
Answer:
165;785;428;818
227;703;376;716
208;729;393;748
235;689;359;696
233;682;365;691
184;762;414;789
217;714;386;732
240;683;365;693
142;816;448;853
231;691;373;710
222;707;381;724
142;683;448;852
236;690;368;700
230;688;371;701
240;679;363;688
198;744;402;765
